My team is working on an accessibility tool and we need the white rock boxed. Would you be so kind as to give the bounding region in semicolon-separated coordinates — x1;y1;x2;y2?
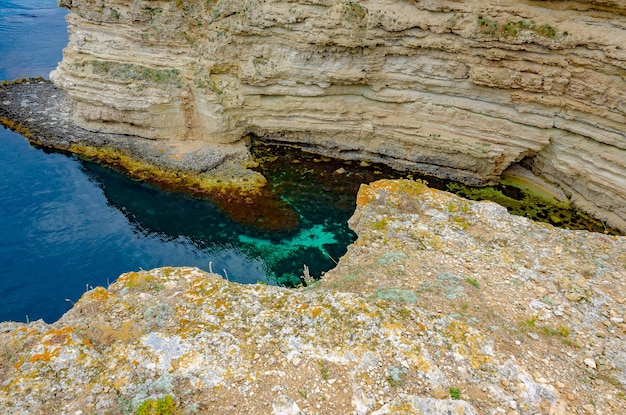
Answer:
584;358;597;369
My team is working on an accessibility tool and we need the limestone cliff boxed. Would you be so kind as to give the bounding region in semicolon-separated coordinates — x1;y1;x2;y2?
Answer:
49;0;626;231
1;181;625;414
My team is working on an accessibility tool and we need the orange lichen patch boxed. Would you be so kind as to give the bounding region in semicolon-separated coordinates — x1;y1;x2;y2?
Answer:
356;179;428;207
311;307;323;317
187;294;204;306
356;183;380;207
28;347;60;363
215;300;229;308
42;326;74;346
12;357;25;370
383;322;403;333
118;270;146;289
84;286;112;302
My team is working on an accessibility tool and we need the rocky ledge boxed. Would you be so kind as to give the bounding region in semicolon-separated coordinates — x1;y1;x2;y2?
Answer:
0;79;302;231
1;180;624;414
48;0;626;232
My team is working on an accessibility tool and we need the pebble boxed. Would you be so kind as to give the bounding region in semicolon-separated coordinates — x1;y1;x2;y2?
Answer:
583;358;597;369
582;403;595;413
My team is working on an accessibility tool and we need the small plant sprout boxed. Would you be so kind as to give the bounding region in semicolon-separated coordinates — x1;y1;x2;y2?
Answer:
302;264;315;286
449;387;461;399
318;360;329;380
464;277;479;288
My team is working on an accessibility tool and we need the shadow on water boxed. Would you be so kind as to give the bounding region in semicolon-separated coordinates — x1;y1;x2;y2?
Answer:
249;140;621;235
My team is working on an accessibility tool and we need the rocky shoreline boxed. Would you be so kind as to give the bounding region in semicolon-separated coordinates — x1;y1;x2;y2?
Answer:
0;79;236;175
0;78;302;232
48;0;626;233
1;78;623;236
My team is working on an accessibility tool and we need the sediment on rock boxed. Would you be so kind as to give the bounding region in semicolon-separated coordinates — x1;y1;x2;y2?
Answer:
46;0;626;232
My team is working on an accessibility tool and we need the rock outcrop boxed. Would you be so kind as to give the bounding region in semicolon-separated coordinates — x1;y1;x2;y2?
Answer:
1;181;625;414
49;0;626;231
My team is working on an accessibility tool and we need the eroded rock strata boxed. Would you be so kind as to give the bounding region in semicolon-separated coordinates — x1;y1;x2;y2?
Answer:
48;0;626;231
1;181;625;414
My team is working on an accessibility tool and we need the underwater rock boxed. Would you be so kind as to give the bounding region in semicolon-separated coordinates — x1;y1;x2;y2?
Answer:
1;180;624;414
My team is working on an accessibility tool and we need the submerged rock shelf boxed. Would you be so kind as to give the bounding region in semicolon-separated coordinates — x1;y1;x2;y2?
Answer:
1;181;624;414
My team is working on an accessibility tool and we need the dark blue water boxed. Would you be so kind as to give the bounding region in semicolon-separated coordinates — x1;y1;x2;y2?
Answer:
0;0;68;80
0;0;355;323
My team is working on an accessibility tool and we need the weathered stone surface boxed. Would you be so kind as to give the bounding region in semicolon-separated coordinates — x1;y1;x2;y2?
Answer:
49;0;626;231
1;180;624;414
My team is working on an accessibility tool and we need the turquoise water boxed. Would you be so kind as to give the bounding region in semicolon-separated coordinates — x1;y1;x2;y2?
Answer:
0;0;354;323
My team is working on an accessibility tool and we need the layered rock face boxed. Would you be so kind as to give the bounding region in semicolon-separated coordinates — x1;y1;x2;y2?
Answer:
50;0;626;231
1;181;625;414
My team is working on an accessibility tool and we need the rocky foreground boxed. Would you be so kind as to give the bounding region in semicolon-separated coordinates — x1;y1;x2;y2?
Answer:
1;180;624;414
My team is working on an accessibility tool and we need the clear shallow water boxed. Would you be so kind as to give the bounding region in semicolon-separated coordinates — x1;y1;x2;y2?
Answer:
0;0;354;323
